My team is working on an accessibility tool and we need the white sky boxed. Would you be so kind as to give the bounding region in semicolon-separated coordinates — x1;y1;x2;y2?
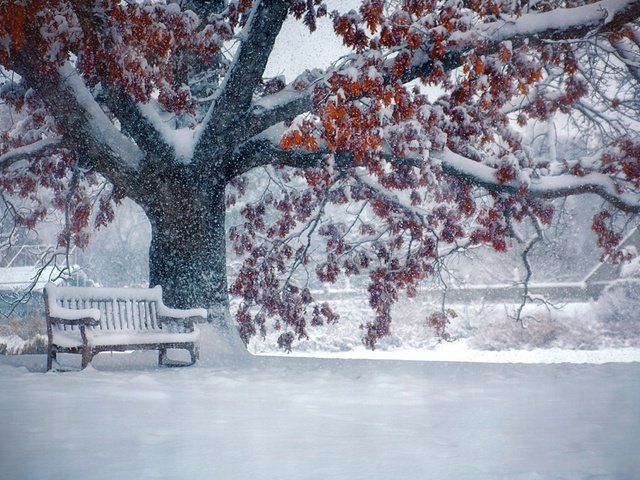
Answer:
265;2;357;81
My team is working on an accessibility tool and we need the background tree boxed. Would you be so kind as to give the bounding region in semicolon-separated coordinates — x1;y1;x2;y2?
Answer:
1;0;639;351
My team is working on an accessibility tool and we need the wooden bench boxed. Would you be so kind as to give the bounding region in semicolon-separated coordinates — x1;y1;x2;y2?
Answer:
44;283;207;371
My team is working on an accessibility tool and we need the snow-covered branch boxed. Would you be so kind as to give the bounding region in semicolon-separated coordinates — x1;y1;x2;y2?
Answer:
241;74;321;144
63;0;174;164
102;89;176;164
0;137;64;171
407;0;640;81
413;1;640;88
193;0;290;168
9;53;145;199
611;33;640;84
238;136;640;214
436;149;640;213
235;0;640;141
481;0;640;44
232;122;365;178
230;137;326;177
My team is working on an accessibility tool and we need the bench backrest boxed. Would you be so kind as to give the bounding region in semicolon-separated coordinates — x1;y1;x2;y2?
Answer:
47;285;165;332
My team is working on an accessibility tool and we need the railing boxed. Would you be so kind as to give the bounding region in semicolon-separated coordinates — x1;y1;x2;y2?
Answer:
1;244;79;269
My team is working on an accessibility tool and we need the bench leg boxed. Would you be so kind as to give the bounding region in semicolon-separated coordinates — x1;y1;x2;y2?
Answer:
81;348;92;369
158;348;167;366
47;349;56;371
189;344;198;365
80;327;92;369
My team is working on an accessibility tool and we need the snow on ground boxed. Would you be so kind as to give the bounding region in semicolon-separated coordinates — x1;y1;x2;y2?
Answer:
1;324;639;480
246;296;640;355
266;338;640;364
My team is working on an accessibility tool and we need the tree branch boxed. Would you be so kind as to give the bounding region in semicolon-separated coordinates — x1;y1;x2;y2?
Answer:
481;0;640;44
177;0;226;18
436;148;640;213
229;137;325;178
241;89;315;144
12;54;143;198
101;87;176;163
514;225;542;322
235;135;640;214
611;33;640;85
239;0;640;137
67;0;174;163
230;134;358;178
193;0;290;169
0;137;64;172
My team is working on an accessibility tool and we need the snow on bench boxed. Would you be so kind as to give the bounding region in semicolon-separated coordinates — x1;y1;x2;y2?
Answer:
44;283;207;370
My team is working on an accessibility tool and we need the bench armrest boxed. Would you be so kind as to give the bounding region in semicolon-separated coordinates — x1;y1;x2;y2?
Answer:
157;305;207;321
158;316;198;332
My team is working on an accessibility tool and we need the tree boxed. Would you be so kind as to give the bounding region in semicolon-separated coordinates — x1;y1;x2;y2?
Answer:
1;0;639;351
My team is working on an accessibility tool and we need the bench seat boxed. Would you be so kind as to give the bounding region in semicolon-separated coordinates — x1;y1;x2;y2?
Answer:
51;327;201;349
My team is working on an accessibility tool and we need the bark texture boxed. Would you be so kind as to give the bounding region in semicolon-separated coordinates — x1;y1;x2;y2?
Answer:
146;180;228;315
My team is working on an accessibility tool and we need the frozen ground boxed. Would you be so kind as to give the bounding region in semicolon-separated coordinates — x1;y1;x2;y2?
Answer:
1;324;639;480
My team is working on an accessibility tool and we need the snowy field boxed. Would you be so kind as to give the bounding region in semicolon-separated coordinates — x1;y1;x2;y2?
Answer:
1;324;640;480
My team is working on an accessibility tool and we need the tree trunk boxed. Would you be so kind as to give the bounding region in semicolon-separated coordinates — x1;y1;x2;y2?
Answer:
145;181;246;353
148;199;227;311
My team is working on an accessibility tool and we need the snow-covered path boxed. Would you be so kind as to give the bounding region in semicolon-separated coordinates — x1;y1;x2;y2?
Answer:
1;348;639;480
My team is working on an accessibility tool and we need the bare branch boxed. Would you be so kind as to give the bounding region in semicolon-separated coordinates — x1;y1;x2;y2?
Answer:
0;191;18;251
514;226;542;322
611;35;640;85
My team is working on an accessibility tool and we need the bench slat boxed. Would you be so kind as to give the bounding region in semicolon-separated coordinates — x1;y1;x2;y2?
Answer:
120;300;127;330
53;297;163;332
137;300;144;330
